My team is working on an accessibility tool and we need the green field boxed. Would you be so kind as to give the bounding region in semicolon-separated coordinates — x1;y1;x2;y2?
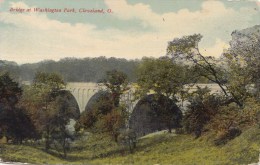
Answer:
0;126;260;165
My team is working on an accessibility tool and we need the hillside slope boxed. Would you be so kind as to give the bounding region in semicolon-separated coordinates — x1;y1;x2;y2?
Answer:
0;126;259;165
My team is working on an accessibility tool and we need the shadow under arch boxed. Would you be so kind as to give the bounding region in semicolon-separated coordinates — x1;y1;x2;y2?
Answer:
57;90;81;120
84;90;112;114
129;94;182;137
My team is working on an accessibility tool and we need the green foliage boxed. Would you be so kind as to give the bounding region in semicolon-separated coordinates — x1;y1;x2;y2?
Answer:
30;72;66;132
135;58;191;133
208;98;260;137
150;95;183;133
9;57;139;82
0;60;20;81
208;104;240;136
167;34;245;107
76;92;114;134
78;99;127;142
0;72;35;143
224;26;260;98
49;94;79;157
183;86;222;137
223;54;252;104
118;129;137;154
136;57;191;99
101;69;129;107
167;34;203;56
19;72;75;154
76;111;96;132
0;72;22;106
75;70;130;141
33;72;66;98
100;107;127;142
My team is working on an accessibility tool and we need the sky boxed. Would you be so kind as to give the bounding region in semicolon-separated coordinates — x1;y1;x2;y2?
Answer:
0;0;259;64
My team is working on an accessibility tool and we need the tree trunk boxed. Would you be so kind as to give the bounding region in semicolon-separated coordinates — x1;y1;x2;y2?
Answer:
45;138;50;152
114;133;118;142
168;128;172;133
168;123;172;133
45;128;50;152
63;138;67;158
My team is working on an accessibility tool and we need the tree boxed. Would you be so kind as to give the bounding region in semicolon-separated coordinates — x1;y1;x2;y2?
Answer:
151;94;182;133
77;70;129;141
0;107;36;144
118;129;137;153
167;34;244;107
49;94;79;158
76;96;127;142
101;70;129;107
183;86;222;137
20;72;66;151
0;72;22;107
136;57;189;132
0;72;36;143
136;57;191;98
222;53;252;104
101;106;127;142
224;25;260;100
76;91;114;132
0;72;21;139
19;57;139;83
0;61;21;81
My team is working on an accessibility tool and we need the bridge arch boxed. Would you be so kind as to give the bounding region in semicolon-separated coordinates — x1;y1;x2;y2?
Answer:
129;94;182;137
66;83;101;113
56;90;80;119
84;90;111;113
66;82;136;113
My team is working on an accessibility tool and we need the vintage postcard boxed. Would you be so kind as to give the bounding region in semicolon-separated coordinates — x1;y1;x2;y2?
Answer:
0;0;260;164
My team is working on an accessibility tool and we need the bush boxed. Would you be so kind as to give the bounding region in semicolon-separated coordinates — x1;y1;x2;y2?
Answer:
118;129;137;154
214;127;241;146
209;98;260;132
182;86;222;137
239;98;260;127
207;98;260;145
208;103;240;137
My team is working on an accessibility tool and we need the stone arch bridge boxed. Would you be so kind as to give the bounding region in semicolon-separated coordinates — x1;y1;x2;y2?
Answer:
66;82;136;113
66;82;221;113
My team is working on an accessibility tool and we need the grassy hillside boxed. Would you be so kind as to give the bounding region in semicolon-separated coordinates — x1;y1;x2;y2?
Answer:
0;126;259;164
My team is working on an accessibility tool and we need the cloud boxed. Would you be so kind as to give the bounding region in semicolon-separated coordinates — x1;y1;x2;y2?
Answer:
9;1;29;8
105;0;256;36
104;0;258;53
201;39;229;58
0;0;4;6
0;1;259;64
257;0;260;6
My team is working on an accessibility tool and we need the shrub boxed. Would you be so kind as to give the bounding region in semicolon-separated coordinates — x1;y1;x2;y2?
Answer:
118;129;137;154
214;127;241;146
209;98;260;133
182;86;222;137
208;98;260;145
208;103;240;137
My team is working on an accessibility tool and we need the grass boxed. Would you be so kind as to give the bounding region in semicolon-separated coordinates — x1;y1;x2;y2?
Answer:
0;144;67;164
0;126;260;164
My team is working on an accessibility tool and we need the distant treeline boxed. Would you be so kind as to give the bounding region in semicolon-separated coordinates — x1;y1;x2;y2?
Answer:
0;57;140;82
